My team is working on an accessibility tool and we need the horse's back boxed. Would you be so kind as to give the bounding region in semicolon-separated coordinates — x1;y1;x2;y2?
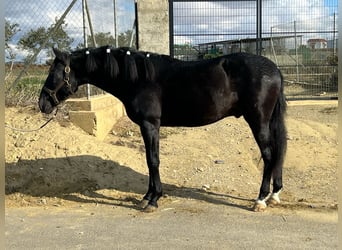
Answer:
159;56;240;126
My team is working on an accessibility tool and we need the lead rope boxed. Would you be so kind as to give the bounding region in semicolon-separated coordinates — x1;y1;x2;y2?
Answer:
5;108;58;133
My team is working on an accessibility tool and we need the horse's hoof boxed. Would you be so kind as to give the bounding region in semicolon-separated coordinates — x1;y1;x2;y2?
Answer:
268;196;280;206
268;191;281;206
138;199;149;209
253;199;267;212
143;204;158;213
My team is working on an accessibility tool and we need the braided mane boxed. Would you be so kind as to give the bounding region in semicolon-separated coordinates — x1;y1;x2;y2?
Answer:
72;46;155;82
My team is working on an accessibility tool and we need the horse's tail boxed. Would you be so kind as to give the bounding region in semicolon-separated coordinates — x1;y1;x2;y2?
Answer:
270;71;287;175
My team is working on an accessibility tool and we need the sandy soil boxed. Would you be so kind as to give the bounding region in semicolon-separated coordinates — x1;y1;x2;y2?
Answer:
4;100;338;212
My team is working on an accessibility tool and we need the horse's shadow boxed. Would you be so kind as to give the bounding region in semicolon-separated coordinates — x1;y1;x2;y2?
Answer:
5;155;253;211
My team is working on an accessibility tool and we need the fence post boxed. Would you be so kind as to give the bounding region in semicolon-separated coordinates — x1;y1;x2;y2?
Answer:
256;0;262;55
294;21;299;82
169;0;174;57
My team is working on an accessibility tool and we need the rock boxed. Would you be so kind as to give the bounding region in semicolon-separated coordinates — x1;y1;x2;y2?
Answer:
39;198;47;205
14;135;27;148
126;130;134;137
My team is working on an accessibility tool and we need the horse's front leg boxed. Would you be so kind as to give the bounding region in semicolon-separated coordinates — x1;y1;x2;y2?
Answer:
139;119;162;212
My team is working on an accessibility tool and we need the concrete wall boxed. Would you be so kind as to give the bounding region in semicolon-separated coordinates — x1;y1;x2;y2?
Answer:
137;0;169;55
67;95;126;140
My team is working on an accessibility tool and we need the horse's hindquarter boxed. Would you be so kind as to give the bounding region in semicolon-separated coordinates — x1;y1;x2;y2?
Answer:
159;59;239;127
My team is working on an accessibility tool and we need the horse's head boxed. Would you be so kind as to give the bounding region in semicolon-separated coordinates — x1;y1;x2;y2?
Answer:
39;48;78;114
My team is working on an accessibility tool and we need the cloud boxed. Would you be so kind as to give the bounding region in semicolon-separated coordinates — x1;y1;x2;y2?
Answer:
174;35;193;45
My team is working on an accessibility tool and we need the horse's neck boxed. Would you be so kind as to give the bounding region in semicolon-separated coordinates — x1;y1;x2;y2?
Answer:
81;72;128;102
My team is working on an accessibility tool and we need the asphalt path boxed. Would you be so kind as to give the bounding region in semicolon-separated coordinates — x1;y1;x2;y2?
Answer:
5;200;338;249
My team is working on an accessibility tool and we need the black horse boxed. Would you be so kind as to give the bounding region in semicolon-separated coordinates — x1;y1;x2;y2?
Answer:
39;46;287;212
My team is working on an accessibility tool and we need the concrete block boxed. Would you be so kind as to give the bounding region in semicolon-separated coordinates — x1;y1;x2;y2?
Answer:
67;94;126;140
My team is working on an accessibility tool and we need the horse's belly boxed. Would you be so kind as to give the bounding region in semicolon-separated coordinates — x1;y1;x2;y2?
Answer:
160;92;239;127
160;114;217;127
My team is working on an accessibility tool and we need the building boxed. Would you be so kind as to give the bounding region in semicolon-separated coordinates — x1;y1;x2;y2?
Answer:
197;35;303;56
307;38;327;49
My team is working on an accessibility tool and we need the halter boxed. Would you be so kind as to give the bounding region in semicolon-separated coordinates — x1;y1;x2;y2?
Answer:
43;62;75;105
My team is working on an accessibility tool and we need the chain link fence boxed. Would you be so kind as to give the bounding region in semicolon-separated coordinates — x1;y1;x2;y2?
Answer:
5;0;136;106
170;0;338;99
268;15;338;98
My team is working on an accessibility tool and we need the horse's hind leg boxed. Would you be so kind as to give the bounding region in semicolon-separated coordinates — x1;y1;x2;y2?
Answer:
249;122;274;212
267;104;287;207
245;105;286;211
267;158;283;206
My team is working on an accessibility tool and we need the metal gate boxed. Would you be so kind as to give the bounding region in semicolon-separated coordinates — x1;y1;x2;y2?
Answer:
169;0;338;99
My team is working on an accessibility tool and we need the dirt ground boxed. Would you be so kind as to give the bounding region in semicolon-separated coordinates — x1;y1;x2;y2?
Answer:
4;100;338;213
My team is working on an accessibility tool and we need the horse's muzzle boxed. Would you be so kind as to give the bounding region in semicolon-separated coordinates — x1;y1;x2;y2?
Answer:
38;91;55;114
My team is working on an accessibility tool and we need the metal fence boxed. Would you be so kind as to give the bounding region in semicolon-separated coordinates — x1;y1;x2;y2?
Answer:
169;0;338;99
5;0;136;105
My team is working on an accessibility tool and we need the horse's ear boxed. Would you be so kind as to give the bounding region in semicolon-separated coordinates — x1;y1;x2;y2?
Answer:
53;47;61;57
53;48;70;65
53;47;69;64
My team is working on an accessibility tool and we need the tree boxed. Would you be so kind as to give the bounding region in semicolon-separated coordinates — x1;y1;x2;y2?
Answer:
76;30;136;49
89;32;115;47
5;19;20;61
19;18;74;63
118;30;135;47
5;20;20;79
76;32;115;48
5;20;20;49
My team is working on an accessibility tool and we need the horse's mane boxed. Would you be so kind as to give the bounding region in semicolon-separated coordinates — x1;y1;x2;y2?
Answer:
120;47;156;82
72;46;156;82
